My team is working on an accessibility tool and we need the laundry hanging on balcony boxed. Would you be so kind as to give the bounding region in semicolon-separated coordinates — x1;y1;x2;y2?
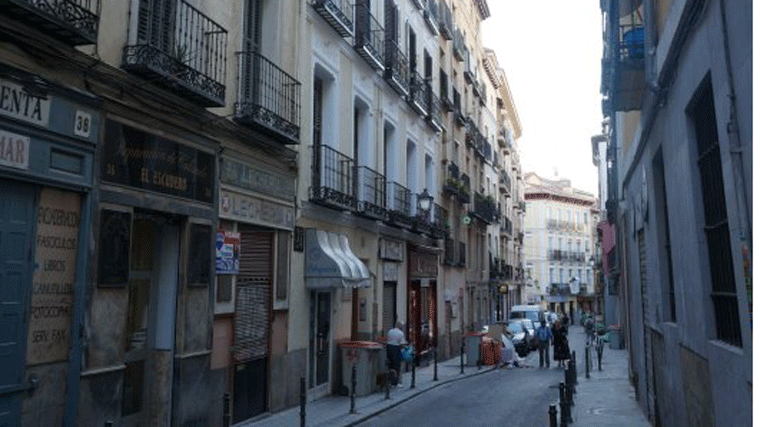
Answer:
305;229;370;289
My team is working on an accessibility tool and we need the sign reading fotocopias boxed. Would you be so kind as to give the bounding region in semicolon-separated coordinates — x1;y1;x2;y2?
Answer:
27;188;80;365
102;120;214;203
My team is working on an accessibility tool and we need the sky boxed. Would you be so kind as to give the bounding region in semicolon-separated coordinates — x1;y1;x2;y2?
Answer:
482;1;604;196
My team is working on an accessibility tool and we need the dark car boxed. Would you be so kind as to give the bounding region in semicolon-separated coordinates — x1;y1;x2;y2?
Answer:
506;321;530;357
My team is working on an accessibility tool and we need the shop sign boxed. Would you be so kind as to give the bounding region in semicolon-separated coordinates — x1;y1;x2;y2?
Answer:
102;120;215;203
0;129;30;170
409;250;437;279
0;78;50;127
383;262;398;281
216;231;240;274
380;239;404;261
220;158;294;202
219;188;294;230
27;188;80;365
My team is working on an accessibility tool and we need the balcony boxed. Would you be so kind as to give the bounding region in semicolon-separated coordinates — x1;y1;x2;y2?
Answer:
443;162;460;197
472;78;482;98
601;0;645;114
438;1;453;40
458;173;471;204
310;144;356;211
458;241;466;267
440;79;453;112
123;0;227;107
408;71;428;117
384;40;410;96
430;203;448;238
453;89;466;126
386;181;413;228
463;50;474;84
482;140;492;162
312;0;353;38
355;166;386;219
478;82;487;106
499;170;511;196
354;2;385;71
235;52;301;144
423;0;439;35
426;89;443;132
452;28;465;62
472;192;497;224
549;283;571;296
2;0;99;45
497;126;507;148
501;217;512;236
411;0;424;10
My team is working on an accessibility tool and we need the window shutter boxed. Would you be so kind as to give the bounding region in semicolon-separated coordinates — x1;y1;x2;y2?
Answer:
234;229;273;362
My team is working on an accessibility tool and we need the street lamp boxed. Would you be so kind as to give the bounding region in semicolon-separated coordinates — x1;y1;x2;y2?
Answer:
418;188;433;213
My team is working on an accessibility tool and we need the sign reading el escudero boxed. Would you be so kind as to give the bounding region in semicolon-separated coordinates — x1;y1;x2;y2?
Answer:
102;120;214;203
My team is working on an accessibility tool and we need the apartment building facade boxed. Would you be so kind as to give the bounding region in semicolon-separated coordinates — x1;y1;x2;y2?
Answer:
600;0;751;425
523;173;598;320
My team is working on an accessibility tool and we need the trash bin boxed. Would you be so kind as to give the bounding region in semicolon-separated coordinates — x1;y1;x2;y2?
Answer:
466;332;485;366
481;336;502;365
607;325;623;349
339;341;384;397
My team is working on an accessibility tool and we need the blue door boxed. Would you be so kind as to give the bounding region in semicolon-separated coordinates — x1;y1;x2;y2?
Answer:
0;181;36;427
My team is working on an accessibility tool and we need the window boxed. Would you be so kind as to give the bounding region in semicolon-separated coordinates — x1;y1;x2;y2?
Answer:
584;212;588;224
653;147;676;322
559;268;564;284
587;269;592;285
689;77;740;346
549;267;555;283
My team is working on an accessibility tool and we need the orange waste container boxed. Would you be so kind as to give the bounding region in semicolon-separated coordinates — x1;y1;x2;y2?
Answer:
481;337;502;365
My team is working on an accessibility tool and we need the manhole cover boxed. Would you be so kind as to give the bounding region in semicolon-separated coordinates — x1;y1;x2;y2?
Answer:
589;406;635;416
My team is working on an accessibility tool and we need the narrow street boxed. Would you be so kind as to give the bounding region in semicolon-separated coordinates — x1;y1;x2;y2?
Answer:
358;352;561;427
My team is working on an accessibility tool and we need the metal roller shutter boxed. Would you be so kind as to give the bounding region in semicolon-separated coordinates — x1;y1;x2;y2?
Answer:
234;229;273;362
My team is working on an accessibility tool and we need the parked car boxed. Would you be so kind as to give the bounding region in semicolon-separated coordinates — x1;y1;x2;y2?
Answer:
520;319;538;350
509;305;544;326
506;321;530;357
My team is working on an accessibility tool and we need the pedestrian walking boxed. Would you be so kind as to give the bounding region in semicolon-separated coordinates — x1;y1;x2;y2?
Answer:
536;320;553;368
584;315;595;346
552;319;570;368
386;322;406;386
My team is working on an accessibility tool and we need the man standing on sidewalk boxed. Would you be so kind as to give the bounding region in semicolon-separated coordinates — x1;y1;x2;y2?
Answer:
387;322;406;385
536;320;553;368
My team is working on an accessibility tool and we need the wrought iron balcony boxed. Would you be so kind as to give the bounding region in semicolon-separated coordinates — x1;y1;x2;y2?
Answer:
600;0;645;114
123;0;227;107
386;181;413;228
423;0;439;36
463;50;474;84
478;82;487;106
412;195;433;235
354;2;385;71
472;78;482;98
312;0;353;37
430;203;448;238
501;217;512;236
443;162;461;197
440;79;452;112
459;173;471;204
499;170;511;195
549;283;571;296
355;166;386;219
453;89;466;126
483;140;492;162
426;88;443;132
458;241;466;267
310;144;356;211
497;126;507;148
438;1;453;40
235;51;301;144
408;71;428;117
384;39;409;96
2;0;99;45
452;28;465;62
472;192;497;224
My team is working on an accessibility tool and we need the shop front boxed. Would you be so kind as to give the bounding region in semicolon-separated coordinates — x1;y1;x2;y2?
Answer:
0;69;99;427
304;229;370;399
407;247;439;358
80;118;216;427
213;155;295;423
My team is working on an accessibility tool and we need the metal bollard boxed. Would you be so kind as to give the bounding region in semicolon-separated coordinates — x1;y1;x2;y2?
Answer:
549;404;558;427
572;351;578;386
350;365;357;414
433;347;438;381
566;368;574;406
411;355;416;389
585;345;590;379
460;340;465;374
223;392;231;427
559;382;568;427
566;383;574;424
598;341;603;371
385;363;391;400
300;377;306;427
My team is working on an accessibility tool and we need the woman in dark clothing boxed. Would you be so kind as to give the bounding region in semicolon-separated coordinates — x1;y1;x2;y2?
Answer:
552;319;570;367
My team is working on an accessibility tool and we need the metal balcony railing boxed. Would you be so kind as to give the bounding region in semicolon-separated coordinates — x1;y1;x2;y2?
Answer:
499;170;511;195
355;166;386;219
453;89;466;126
440;79;453;112
443;162;461;197
235;51;301;144
354;2;385;70
3;0;100;45
384;39;409;96
463;50;474;84
438;0;453;40
310;144;356;211
501;217;512;235
408;71;428;117
312;0;353;37
386;181;413;227
423;0;439;35
478;81;487;106
452;28;465;62
497;126;507;148
123;0;227;107
459;173;471;204
426;87;443;132
430;203;448;238
600;0;645;114
472;192;497;224
483;140;492;162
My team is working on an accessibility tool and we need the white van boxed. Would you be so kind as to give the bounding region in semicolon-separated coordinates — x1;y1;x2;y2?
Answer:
509;305;544;327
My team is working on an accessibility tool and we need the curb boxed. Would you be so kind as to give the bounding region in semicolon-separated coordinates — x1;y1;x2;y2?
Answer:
329;365;500;427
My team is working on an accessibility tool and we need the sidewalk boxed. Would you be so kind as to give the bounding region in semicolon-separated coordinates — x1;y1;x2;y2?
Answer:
239;355;498;427
565;325;650;426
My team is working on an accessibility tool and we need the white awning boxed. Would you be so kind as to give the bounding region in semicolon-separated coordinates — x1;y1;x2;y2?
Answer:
305;229;370;289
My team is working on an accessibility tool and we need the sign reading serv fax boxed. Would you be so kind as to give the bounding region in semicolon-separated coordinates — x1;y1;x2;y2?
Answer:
0;129;30;170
